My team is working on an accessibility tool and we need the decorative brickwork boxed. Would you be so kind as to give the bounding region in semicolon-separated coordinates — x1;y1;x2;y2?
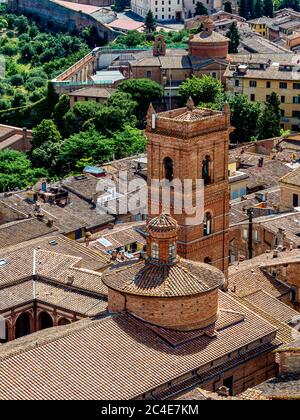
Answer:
146;102;231;277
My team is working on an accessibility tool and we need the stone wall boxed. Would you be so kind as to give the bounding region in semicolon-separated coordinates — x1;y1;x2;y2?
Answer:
7;0;117;42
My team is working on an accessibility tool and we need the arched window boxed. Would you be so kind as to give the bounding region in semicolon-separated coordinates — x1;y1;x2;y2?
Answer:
204;212;212;236
15;312;31;339
151;242;159;259
202;155;212;185
58;318;71;326
38;312;53;331
169;242;176;261
163;157;174;182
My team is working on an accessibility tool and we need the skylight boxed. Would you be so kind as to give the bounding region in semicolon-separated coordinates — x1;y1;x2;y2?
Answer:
98;238;113;247
0;259;8;267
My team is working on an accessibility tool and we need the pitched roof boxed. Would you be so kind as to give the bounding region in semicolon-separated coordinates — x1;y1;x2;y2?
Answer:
0;218;57;248
280;166;300;186
0;292;277;400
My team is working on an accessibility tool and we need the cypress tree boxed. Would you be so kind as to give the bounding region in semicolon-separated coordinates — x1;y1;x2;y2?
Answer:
264;0;274;17
194;1;209;16
254;0;264;17
144;10;157;34
226;21;240;53
224;1;233;13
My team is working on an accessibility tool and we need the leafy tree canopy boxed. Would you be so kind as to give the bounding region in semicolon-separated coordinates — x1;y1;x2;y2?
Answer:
179;75;223;106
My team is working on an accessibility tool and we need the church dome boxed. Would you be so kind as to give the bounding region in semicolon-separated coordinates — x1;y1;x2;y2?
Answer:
103;214;225;331
188;18;229;59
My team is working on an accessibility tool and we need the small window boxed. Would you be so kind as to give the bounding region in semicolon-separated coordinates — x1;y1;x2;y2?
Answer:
204;212;212;236
202;155;212;185
151;243;159;259
254;230;259;241
163;157;173;182
266;81;271;88
293;193;299;207
249;80;257;88
169;242;176;260
243;228;248;240
280;82;287;89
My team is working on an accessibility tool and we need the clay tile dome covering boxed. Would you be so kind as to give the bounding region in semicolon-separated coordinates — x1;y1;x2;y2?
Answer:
103;211;225;331
148;213;178;232
103;258;224;331
188;18;229;59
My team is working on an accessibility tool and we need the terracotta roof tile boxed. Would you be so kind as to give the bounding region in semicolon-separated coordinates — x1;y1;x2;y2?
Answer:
103;259;224;297
0;292;277;400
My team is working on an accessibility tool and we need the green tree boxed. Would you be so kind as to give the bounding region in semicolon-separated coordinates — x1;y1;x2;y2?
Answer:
121;30;145;47
11;90;27;108
279;0;300;10
118;78;163;120
15;15;29;34
144;10;157;34
0;149;48;192
247;0;256;18
9;74;24;87
31;142;62;175
257;92;281;139
254;0;264;17
179;75;223;106
224;1;233;13
113;0;130;12
226;21;240;53
51;94;70;132
31;119;61;149
59;129;115;169
194;1;208;15
264;0;274;17
229;94;261;143
239;0;247;17
112;126;146;159
62;101;101;137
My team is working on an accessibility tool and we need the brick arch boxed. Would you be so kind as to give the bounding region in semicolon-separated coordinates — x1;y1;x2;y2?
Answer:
38;311;54;331
57;317;71;326
14;311;34;339
204;210;214;236
201;154;213;185
162;156;174;182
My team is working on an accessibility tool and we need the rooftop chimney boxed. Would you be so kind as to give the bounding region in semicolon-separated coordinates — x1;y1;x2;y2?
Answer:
47;219;54;228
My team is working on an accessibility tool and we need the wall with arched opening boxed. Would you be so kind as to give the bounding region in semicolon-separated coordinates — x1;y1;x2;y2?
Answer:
38;312;54;331
15;312;32;339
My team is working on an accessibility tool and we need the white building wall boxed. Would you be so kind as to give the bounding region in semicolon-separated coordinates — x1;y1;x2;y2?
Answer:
131;0;185;20
131;0;227;20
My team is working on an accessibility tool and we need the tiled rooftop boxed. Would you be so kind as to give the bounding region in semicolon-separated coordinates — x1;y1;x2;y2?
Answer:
0;292;277;400
0;218;58;248
103;258;224;297
280;166;300;186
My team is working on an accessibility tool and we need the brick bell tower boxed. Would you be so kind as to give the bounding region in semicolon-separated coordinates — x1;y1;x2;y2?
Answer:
146;99;231;276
